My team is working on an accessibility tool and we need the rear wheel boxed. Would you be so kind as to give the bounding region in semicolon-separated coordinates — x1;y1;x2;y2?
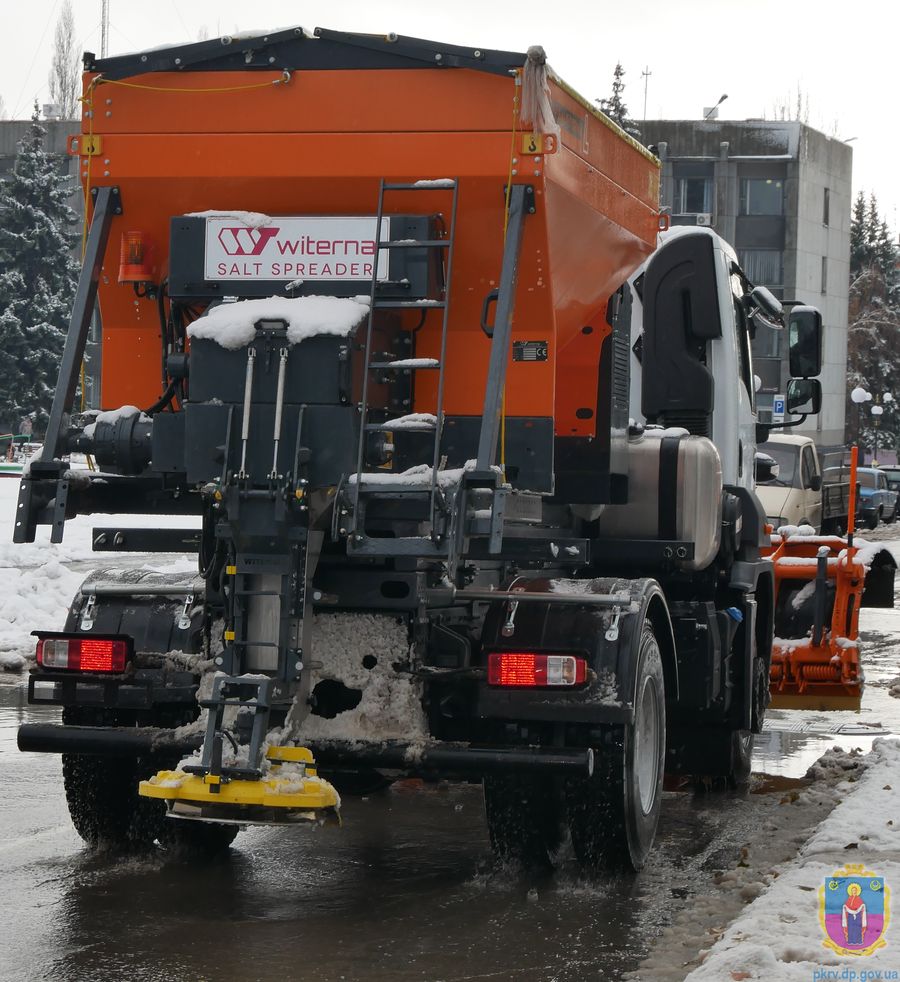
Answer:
62;751;167;851
566;625;665;872
668;725;754;789
60;705;238;855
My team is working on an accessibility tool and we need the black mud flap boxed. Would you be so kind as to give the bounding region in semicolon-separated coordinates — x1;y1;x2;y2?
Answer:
861;548;897;608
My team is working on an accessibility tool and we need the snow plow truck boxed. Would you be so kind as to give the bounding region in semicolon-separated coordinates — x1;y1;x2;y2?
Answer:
15;27;891;871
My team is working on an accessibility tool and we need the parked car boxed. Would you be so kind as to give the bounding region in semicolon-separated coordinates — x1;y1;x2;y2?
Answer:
878;464;900;496
756;435;852;533
857;467;898;528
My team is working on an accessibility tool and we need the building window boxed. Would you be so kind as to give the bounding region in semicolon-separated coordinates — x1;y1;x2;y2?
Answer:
738;249;784;289
821;256;828;294
823;187;830;226
675;176;712;215
740;178;784;215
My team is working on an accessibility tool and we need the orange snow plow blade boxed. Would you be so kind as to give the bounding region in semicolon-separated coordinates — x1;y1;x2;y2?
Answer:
764;446;895;711
766;530;865;710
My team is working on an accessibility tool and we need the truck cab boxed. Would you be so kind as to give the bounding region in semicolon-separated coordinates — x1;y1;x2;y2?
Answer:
628;228;791;491
756;434;824;531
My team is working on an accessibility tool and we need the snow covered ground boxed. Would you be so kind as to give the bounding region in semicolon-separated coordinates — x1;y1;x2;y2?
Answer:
0;475;198;670
683;739;900;981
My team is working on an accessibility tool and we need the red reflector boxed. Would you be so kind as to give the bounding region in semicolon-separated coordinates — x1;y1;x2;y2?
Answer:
36;637;128;673
488;652;586;687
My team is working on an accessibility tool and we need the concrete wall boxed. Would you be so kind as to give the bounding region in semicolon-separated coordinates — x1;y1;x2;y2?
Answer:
791;127;852;445
642;119;852;446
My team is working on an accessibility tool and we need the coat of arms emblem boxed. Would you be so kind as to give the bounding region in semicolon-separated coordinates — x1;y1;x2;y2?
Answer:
819;864;890;956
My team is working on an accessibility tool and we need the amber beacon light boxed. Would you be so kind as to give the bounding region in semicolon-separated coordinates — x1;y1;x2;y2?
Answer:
118;230;153;283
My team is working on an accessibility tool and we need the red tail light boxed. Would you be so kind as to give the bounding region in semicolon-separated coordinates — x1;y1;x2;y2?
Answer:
488;652;587;687
36;636;129;673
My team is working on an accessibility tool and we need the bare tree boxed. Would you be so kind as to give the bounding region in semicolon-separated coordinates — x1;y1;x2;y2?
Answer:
49;0;80;120
0;95;7;120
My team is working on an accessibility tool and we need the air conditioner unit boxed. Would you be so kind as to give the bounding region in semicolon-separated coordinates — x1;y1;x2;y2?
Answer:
696;213;713;227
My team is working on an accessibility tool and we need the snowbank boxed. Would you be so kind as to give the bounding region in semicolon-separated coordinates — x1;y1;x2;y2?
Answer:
187;295;369;350
0;479;199;671
685;739;900;981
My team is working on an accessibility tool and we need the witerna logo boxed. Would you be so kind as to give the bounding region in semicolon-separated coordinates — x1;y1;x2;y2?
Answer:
204;216;389;282
216;227;279;257
818;864;891;957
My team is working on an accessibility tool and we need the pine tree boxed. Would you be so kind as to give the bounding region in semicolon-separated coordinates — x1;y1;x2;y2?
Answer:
597;63;641;139
849;190;869;275
0;106;79;432
845;190;900;447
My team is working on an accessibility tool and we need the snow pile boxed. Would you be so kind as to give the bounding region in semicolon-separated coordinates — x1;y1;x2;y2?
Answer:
290;612;428;743
803;745;870;783
0;479;200;670
0;560;83;670
641;426;691;439
81;404;150;439
188;295;369;350
185;209;271;228
801;739;900;854
772;523;816;538
349;458;502;488
684;738;900;981
381;413;437;430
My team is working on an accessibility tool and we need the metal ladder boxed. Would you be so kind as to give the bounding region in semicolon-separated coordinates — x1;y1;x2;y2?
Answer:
348;178;459;556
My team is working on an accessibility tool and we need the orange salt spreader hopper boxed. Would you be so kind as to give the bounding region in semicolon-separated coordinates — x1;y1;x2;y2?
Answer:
69;27;661;497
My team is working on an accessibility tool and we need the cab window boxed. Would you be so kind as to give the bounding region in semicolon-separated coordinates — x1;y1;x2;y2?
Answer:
730;272;756;410
800;446;816;488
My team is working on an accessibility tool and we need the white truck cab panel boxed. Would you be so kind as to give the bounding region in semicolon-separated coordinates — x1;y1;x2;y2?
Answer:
628;227;762;493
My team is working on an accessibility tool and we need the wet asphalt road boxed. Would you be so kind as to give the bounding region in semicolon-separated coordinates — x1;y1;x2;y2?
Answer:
2;543;899;982
0;676;768;982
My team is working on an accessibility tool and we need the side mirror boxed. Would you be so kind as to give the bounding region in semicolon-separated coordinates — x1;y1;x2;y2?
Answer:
787;377;822;416
808;474;822;492
788;306;823;377
755;451;780;484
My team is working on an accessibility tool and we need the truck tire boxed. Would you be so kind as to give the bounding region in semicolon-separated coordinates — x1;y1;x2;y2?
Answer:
62;751;238;855
483;774;566;868
62;751;167;851
866;509;881;530
668;725;754;789
565;625;665;872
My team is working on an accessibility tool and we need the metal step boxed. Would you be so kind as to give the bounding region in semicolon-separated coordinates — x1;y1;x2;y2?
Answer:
369;358;441;370
372;299;446;309
382;180;457;191
365;421;437;433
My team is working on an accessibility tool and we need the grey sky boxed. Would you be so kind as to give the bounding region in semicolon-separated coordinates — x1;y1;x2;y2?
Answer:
3;0;897;233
